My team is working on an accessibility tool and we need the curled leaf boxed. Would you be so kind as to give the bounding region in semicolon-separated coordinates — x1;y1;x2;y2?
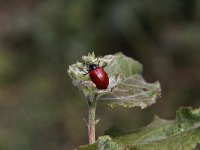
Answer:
97;75;161;109
68;52;161;108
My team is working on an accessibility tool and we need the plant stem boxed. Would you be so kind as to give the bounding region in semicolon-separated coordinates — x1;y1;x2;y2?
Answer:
88;103;96;144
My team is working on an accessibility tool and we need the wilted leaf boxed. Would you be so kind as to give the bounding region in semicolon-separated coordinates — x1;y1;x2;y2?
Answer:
68;52;161;108
78;107;200;150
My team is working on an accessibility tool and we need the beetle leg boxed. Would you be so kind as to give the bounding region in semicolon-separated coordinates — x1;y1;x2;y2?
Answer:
82;63;89;75
82;70;88;75
102;62;107;68
97;60;100;66
83;72;88;75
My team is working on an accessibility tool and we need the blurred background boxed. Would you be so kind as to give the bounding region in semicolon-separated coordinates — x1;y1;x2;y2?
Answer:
0;0;200;149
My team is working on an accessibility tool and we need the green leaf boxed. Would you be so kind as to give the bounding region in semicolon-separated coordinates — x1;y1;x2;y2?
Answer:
78;107;200;150
97;75;161;108
104;52;142;77
68;52;161;108
78;136;127;150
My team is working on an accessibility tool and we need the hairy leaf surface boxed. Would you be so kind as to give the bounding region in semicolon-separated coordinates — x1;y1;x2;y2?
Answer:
68;52;161;108
78;107;200;150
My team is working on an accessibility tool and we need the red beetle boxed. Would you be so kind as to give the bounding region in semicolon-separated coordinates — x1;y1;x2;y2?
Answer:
84;62;109;89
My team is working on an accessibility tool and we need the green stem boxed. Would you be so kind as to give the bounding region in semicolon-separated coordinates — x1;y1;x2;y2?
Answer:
88;103;96;144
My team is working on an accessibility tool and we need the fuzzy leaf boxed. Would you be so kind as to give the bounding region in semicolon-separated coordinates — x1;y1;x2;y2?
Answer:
78;107;200;150
68;52;161;108
97;75;161;108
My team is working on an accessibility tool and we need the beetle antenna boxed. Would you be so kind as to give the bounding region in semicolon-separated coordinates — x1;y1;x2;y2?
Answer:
92;59;99;64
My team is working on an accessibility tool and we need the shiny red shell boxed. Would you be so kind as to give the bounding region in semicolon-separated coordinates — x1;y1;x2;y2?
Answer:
89;67;109;89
